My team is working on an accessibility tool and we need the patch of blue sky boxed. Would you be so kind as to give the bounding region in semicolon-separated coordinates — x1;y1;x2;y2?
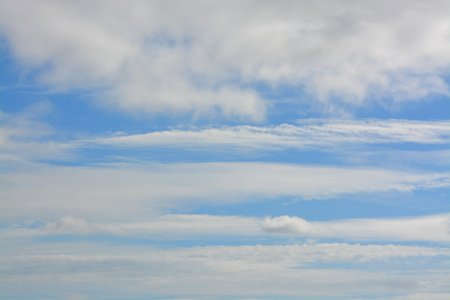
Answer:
356;94;450;121
187;188;450;220
37;140;449;171
63;145;352;166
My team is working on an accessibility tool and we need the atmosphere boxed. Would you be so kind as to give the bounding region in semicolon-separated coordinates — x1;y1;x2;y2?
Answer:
1;1;450;299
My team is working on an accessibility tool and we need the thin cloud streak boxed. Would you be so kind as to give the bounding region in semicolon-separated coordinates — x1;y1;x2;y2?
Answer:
94;119;450;149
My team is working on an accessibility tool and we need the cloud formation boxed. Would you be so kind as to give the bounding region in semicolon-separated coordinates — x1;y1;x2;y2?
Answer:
263;214;450;242
7;214;261;237
95;119;450;149
1;242;449;299
5;213;450;242
0;104;71;163
0;2;449;299
2;162;448;220
1;1;450;118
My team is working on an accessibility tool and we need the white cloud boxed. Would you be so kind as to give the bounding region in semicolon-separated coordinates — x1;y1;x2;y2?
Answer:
1;1;450;118
94;119;450;149
1;162;448;220
263;214;450;242
3;116;450;168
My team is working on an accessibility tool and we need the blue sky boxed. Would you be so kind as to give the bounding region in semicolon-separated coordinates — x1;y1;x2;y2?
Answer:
1;1;450;299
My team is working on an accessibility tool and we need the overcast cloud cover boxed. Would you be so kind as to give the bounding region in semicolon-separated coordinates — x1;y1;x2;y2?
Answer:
0;1;449;299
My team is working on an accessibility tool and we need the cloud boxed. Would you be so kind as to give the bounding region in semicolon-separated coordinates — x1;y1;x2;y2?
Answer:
1;162;449;220
1;1;450;118
94;119;450;149
6;213;450;242
386;294;450;300
263;214;450;242
1;242;449;298
0;104;73;163
7;214;261;237
3;117;450;170
5;116;450;163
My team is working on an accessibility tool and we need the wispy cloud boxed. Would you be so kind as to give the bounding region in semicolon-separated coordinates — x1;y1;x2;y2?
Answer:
94;119;450;149
1;2;449;299
2;117;449;165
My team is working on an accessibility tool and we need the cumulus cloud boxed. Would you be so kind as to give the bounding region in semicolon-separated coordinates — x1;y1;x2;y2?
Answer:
1;1;450;118
263;214;450;242
1;162;449;220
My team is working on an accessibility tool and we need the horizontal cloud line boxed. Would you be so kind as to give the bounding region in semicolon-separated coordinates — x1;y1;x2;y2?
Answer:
2;162;449;220
2;241;448;298
3;243;448;265
93;119;450;150
263;214;450;242
4;117;450;164
5;213;450;242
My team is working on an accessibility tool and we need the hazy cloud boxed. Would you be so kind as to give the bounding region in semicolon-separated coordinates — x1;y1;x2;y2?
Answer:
2;162;448;220
1;242;449;298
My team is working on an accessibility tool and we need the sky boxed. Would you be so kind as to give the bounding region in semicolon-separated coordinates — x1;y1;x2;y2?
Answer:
0;1;450;299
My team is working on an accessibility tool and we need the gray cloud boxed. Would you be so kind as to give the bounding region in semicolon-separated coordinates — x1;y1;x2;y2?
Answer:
1;242;449;298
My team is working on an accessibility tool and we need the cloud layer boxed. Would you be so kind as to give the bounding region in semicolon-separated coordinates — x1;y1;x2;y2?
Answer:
1;2;450;299
1;241;449;299
2;1;450;118
4;213;449;243
2;162;448;220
